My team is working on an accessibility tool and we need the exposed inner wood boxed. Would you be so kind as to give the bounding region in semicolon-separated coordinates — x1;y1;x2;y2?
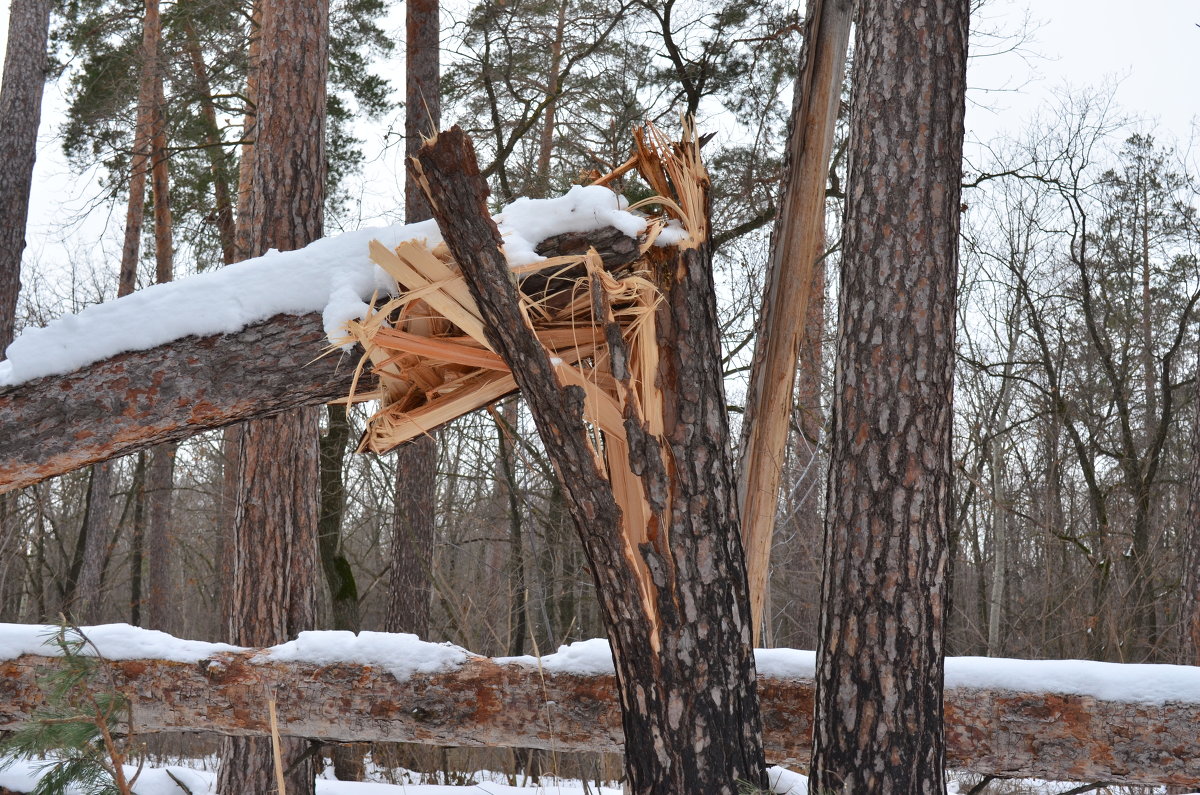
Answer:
0;649;1195;787
0;227;638;494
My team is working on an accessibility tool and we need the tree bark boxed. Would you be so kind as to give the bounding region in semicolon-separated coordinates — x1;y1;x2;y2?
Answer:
0;229;632;494
1183;345;1200;666
810;1;968;792
0;0;52;355
218;0;329;791
0;645;1198;787
387;0;441;642
0;0;50;617
412;127;767;795
736;0;851;641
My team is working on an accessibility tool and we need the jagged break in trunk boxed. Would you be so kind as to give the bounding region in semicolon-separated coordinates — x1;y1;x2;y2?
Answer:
411;126;766;795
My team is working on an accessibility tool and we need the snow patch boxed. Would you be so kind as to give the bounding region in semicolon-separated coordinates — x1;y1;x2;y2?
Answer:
265;631;471;681
0;186;649;387
945;655;1200;704
0;623;237;663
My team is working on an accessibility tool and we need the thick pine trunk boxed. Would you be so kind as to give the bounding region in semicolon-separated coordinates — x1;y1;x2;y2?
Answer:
412;127;767;795
737;0;851;641
217;0;328;792
810;1;968;792
0;0;52;355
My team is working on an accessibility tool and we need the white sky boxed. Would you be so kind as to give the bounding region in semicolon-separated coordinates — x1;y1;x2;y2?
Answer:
0;0;1197;291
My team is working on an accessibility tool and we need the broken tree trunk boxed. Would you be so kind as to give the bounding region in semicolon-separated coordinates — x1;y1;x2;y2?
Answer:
411;126;767;795
737;0;852;642
0;646;1196;787
0;229;637;494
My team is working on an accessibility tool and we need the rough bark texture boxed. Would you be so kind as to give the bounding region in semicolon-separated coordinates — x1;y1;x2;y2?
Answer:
737;0;851;641
0;231;629;494
0;0;52;355
0;649;1197;786
1184;346;1200;666
413;127;767;795
217;0;329;791
810;1;969;793
70;461;116;622
387;438;436;637
387;0;441;639
0;312;363;493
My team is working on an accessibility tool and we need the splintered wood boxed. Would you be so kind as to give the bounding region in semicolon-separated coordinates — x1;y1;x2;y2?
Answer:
337;198;667;460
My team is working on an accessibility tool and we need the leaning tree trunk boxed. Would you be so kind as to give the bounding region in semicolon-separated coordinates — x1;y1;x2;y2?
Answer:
216;0;328;792
810;1;969;793
412;127;767;795
0;0;52;356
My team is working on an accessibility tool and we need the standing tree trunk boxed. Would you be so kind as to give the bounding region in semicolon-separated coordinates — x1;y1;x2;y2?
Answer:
809;0;968;792
1183;346;1200;666
143;64;177;633
386;0;440;640
736;0;852;641
0;0;52;356
413;126;767;795
73;0;165;626
216;0;327;792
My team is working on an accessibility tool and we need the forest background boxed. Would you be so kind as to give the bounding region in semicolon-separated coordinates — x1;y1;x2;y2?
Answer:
0;0;1198;784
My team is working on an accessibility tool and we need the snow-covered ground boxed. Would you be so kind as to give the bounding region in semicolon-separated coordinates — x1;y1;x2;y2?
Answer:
0;758;807;794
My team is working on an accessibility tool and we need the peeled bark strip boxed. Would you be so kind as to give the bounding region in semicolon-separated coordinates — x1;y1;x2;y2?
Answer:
737;0;852;642
811;0;969;792
412;126;767;795
0;650;1196;786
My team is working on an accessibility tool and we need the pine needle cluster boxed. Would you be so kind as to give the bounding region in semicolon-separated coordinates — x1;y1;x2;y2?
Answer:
0;621;141;795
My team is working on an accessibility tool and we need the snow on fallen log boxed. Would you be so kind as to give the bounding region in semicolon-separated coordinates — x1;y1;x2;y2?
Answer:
0;624;1197;786
0;187;645;492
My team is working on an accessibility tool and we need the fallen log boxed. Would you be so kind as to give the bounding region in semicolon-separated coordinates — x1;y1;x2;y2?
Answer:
0;227;639;493
0;642;1196;787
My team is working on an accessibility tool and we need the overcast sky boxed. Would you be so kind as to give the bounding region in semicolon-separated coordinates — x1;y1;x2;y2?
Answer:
0;0;1196;286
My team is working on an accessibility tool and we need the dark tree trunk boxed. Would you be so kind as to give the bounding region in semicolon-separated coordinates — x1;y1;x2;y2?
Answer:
68;460;116;622
412;127;767;795
386;0;441;642
1183;346;1200;666
0;0;51;355
143;55;177;634
217;0;328;792
810;0;968;792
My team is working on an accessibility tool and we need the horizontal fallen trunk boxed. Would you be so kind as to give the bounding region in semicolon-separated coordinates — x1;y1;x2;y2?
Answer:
0;648;1196;786
0;227;639;493
0;312;356;493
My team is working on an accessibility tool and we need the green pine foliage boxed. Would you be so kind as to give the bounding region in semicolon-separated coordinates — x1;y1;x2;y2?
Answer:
0;622;140;795
52;0;395;274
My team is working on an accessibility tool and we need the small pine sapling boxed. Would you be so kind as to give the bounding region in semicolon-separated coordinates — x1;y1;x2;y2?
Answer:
0;620;142;794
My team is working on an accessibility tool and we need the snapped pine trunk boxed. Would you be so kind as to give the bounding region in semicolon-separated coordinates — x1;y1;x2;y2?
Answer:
810;0;969;792
411;127;767;795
